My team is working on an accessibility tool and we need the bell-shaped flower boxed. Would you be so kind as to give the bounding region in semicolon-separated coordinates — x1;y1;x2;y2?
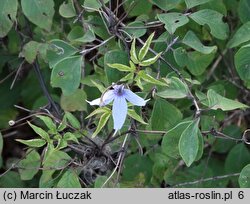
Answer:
87;84;148;132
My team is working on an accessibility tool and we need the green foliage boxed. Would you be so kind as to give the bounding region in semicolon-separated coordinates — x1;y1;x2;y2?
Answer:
1;0;250;188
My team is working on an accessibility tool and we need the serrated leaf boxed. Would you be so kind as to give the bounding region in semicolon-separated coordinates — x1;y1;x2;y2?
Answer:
92;112;111;137
157;13;189;34
19;149;40;180
37;115;57;134
28;121;50;141
0;0;18;37
65;112;81;129
51;55;82;95
130;38;139;64
16;139;46;147
190;9;229;40
138;33;154;61
182;31;217;54
157;77;189;99
179;119;200;167
227;22;250;48
239;164;250;187
139;52;162;66
21;0;54;31
107;63;135;72
138;70;167;86
207;89;248;111
127;109;147;125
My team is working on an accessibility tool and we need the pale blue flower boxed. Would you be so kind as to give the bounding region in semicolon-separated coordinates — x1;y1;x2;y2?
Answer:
87;84;148;132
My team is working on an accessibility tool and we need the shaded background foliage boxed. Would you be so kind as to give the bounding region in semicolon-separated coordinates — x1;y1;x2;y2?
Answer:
0;0;250;188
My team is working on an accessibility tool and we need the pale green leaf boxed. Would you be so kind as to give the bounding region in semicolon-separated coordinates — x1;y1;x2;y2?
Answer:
207;89;248;111
28;121;50;141
228;22;250;48
138;32;154;61
139;52;162;66
127;109;147;125
189;9;229;40
182;31;217;54
107;63;135;72
157;77;189;99
138;70;167;86
185;0;211;8
65;112;81;129
59;0;76;18
179;119;200;167
51;55;82;95
16;139;46;148
36;115;57;134
130;38;139;64
239;164;250;187
157;13;189;34
92;112;111;137
57;169;81;188
0;0;18;37
21;0;54;31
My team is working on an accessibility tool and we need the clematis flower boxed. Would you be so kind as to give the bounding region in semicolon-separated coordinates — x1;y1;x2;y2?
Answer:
87;84;149;132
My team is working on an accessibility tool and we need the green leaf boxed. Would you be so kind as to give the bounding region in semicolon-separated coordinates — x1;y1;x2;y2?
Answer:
162;121;192;159
92;112;111;137
138;33;154;61
61;89;87;112
67;26;95;43
63;132;79;144
28;121;50;141
104;50;129;83
138;70;167;86
130;38;139;64
235;44;250;83
51;55;82;95
84;0;109;10
107;63;135;72
239;164;250;187
182;31;217;54
0;0;18;38
150;98;182;131
127;109;147;125
227;22;250;48
47;39;78;68
238;0;250;23
16;139;46;148
0;171;25;188
157;77;189;99
59;0;76;18
22;41;47;64
19;149;40;180
21;0;54;31
40;150;71;187
139;52;162;66
124;21;147;38
157;13;189;34
86;107;110;119
151;0;182;11
185;0;211;8
57;169;81;188
225;143;250;173
179;119;200;167
124;0;152;17
37;115;57;134
189;9;229;40
65;112;81;129
207;89;248;111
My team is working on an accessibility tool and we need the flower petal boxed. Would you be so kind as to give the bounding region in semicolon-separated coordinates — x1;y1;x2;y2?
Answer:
112;96;127;131
86;98;101;106
124;89;149;106
101;90;115;106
